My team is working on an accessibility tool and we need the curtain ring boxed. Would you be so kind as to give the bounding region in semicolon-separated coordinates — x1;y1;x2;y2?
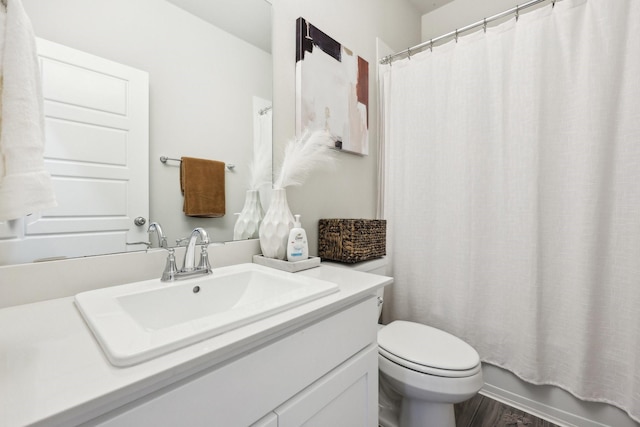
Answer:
516;4;520;22
483;18;487;33
407;48;412;60
455;29;459;43
430;39;433;52
552;0;556;7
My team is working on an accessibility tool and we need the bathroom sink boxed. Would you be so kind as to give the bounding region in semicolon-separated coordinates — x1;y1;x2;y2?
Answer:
74;263;338;366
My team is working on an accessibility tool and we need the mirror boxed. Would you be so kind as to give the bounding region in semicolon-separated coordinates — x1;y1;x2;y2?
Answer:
1;0;272;266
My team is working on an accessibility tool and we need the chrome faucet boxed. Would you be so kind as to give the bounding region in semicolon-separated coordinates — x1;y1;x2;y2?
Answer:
183;227;210;272
161;227;212;281
147;222;168;248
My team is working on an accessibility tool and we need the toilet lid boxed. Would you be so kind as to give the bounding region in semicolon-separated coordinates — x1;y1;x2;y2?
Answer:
378;321;480;374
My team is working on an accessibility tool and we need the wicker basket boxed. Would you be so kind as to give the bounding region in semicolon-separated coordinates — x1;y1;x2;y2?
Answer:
318;219;386;263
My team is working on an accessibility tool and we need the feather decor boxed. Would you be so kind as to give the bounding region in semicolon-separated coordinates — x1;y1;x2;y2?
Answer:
274;129;337;189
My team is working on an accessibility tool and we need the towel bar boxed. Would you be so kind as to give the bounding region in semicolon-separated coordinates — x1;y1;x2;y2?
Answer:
160;156;235;171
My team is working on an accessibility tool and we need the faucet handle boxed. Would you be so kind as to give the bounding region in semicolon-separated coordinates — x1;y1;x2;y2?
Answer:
126;241;151;249
197;245;213;274
176;236;189;246
161;248;179;281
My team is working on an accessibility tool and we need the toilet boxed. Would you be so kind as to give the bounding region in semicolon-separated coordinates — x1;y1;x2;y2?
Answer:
323;258;483;427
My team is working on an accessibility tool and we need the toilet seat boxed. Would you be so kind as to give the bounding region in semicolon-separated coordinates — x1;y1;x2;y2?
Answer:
378;321;481;378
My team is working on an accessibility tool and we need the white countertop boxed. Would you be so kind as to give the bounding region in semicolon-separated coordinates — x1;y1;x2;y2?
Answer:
0;264;392;427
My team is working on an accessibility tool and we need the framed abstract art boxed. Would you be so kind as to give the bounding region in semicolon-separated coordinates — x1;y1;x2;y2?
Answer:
295;17;369;155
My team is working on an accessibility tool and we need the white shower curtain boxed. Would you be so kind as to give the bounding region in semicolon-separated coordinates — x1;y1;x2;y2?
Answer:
381;0;640;421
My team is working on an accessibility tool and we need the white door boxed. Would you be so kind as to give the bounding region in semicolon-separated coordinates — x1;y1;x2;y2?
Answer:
0;38;149;264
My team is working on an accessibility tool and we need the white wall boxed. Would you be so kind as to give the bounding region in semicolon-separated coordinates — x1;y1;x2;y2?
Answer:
422;2;639;426
271;0;421;255
23;0;272;245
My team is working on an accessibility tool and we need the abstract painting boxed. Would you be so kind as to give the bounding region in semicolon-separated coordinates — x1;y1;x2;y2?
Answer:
295;17;369;155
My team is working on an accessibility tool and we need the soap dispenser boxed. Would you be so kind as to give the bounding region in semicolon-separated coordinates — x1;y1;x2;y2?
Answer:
287;214;309;261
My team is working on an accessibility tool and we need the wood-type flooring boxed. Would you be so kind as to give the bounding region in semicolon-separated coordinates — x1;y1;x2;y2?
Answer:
454;394;561;427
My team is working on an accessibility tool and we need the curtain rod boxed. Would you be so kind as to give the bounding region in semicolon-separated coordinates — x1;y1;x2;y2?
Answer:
380;0;555;65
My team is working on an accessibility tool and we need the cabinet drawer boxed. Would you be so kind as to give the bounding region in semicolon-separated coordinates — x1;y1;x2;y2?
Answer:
91;297;379;427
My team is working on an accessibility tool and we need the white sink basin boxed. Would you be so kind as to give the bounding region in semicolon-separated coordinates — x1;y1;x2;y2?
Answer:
74;263;338;366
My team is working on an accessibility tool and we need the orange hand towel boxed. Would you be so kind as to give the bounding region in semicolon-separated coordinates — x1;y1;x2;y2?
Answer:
180;156;225;217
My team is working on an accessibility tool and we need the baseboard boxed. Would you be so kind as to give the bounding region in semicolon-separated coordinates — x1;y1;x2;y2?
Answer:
480;364;639;427
481;384;594;427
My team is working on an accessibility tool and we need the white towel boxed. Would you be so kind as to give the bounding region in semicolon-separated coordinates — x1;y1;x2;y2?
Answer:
0;0;56;221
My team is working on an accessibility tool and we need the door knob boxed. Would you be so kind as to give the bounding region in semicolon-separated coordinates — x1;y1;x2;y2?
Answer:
134;216;147;226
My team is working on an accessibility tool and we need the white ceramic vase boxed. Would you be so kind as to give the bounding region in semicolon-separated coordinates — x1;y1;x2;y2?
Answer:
259;188;294;259
233;190;265;240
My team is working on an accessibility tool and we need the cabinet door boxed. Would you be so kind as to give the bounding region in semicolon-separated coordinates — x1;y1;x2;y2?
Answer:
276;344;378;427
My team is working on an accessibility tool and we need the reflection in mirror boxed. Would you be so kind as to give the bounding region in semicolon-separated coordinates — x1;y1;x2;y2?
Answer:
0;0;272;266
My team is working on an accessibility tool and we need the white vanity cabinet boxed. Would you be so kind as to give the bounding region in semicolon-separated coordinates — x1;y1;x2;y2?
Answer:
89;296;379;427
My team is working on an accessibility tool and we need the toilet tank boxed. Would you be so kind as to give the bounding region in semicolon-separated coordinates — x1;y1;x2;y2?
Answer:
322;257;388;317
322;257;387;275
